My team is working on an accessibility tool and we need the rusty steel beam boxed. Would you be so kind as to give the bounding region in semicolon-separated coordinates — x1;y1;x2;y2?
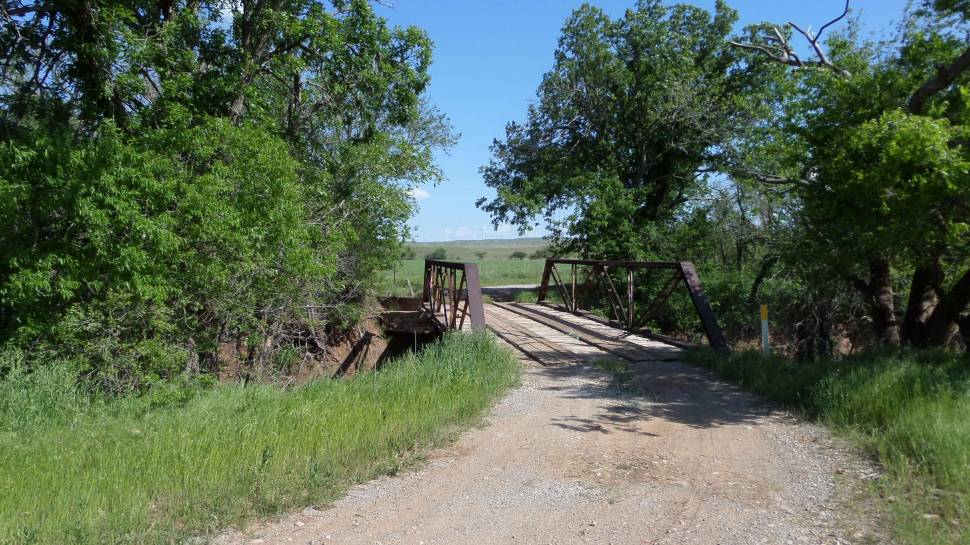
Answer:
537;259;553;302
548;258;683;269
593;265;627;324
546;263;573;309
637;270;683;327
678;262;727;352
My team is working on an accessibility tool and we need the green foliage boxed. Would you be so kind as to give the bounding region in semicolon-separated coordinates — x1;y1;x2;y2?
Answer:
475;251;488;260
478;0;774;258
477;0;970;349
0;333;520;545
686;348;970;544
0;1;454;390
509;251;527;260
425;247;448;260
807;110;968;265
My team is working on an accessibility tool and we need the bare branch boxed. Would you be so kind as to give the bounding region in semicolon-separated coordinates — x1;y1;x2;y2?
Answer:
729;0;851;76
728;40;802;67
744;171;813;187
815;0;850;43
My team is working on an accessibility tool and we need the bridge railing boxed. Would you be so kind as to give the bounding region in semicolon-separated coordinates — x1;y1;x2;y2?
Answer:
537;259;728;352
422;260;486;332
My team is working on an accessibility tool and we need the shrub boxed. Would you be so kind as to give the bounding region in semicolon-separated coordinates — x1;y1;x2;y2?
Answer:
426;248;448;260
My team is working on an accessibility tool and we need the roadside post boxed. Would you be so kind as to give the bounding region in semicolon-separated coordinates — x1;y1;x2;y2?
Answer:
760;304;770;355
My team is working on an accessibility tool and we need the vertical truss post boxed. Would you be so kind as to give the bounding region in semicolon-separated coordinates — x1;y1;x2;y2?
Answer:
571;264;577;312
626;268;634;329
538;259;553;302
464;263;485;330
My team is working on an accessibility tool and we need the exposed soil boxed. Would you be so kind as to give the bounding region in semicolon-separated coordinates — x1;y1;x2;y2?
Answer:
216;317;390;384
215;334;885;545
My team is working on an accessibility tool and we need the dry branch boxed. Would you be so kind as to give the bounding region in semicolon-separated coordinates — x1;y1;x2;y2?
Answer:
729;0;851;76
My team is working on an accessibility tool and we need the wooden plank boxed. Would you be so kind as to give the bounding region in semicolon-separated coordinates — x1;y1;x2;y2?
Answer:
537;302;697;350
523;303;683;352
493;302;681;362
488;307;594;363
484;306;599;365
484;310;577;366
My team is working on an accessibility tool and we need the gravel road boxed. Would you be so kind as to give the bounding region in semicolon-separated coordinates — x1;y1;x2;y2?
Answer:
216;337;882;545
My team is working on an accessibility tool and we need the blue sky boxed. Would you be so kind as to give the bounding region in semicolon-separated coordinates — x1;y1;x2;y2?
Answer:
375;0;909;242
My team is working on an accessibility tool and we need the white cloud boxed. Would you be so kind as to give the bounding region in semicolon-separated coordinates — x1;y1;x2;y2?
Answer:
409;187;431;201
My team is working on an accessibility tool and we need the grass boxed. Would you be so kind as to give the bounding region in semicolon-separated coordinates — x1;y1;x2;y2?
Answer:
0;332;520;545
380;258;547;295
685;348;970;545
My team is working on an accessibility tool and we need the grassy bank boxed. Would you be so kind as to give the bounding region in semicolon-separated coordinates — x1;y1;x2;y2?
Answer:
685;348;970;545
0;333;520;545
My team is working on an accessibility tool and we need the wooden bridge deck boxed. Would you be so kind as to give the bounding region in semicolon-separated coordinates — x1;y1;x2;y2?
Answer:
483;302;683;364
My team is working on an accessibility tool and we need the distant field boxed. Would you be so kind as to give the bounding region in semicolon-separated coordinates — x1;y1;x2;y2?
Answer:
379;258;546;295
408;237;548;261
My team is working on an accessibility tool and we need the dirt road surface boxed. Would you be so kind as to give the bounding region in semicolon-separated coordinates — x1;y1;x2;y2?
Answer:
217;327;879;545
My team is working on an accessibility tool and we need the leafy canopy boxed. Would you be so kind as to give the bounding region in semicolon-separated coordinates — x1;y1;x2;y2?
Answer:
478;0;771;258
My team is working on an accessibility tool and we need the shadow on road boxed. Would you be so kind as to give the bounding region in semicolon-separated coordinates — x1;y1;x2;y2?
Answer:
534;358;768;432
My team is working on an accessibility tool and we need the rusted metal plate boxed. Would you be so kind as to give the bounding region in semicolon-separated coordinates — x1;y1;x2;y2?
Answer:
463;263;486;330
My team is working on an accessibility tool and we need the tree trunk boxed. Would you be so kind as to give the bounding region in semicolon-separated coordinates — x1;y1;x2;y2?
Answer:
869;257;901;346
748;255;779;305
958;315;970;347
901;260;943;347
926;268;970;346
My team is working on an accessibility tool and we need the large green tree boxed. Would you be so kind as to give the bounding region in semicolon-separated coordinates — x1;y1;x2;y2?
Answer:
733;0;970;346
477;0;772;259
0;0;453;390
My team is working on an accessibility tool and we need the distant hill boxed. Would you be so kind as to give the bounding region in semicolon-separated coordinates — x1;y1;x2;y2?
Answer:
414;237;546;247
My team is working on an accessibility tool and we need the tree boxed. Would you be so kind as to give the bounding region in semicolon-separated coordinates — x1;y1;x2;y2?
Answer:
0;0;453;389
509;251;527;260
426;248;448;260
477;0;772;259
475;251;488;260
731;0;970;346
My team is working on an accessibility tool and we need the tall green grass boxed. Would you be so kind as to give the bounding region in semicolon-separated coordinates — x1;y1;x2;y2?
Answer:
0;333;519;545
685;348;970;545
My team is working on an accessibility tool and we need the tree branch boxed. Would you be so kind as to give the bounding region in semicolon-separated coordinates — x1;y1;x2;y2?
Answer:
729;0;851;76
908;46;970;114
744;171;813;187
